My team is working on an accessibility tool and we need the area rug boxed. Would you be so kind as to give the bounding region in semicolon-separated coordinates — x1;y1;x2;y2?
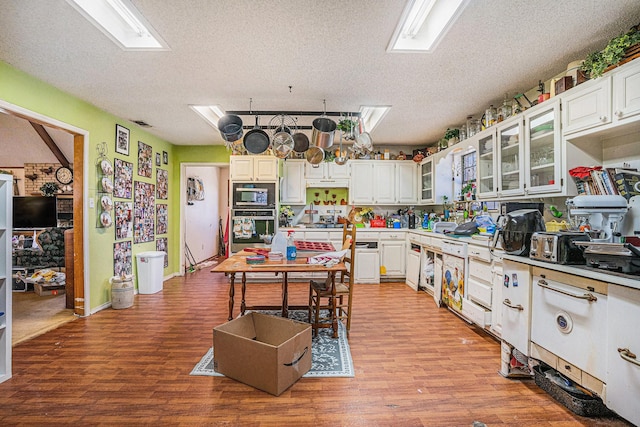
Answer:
190;310;354;378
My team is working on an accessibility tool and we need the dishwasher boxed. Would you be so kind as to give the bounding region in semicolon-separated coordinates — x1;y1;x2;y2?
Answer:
441;239;468;318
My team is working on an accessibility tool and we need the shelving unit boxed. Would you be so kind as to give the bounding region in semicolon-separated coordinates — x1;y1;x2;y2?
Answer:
0;173;13;384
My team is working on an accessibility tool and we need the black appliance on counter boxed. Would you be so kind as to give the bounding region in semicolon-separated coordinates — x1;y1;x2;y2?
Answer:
501;201;545;215
501;209;546;256
529;231;591;264
408;213;416;229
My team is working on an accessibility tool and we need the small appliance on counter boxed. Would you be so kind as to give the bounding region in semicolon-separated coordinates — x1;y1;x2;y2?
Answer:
574;241;640;274
530;231;591;264
501;209;545;256
566;195;628;243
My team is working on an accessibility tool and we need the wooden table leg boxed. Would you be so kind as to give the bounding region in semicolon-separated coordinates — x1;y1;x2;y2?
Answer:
282;272;288;318
228;273;235;321
330;271;338;338
241;272;247;315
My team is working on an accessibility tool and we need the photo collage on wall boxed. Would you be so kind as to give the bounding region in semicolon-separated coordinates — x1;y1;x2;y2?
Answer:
156;238;168;268
114;241;132;276
138;141;153;178
134;181;155;243
156;204;168;235
114;126;170;272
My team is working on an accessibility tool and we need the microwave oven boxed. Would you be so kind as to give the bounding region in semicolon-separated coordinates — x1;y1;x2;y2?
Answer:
232;182;276;208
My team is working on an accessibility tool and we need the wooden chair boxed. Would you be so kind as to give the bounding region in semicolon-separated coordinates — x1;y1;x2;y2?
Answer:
308;220;356;338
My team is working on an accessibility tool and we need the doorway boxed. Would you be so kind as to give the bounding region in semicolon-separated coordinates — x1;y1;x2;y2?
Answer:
180;163;229;273
0;99;89;346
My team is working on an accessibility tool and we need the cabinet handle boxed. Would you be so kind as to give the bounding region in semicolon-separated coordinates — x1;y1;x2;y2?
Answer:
537;279;597;302
617;348;640;367
615;110;623;118
503;298;524;311
599;115;607;122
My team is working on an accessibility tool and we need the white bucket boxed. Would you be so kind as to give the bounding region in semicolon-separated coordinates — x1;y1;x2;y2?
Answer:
110;275;134;309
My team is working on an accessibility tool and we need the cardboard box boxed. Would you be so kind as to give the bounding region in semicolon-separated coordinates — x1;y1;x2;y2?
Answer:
35;282;66;296
213;312;312;396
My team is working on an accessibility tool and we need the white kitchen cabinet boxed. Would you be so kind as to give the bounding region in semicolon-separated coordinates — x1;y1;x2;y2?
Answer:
355;248;380;284
305;162;350;180
380;232;405;277
500;259;532;356
606;285;640;427
612;59;640;124
476;131;498;199
395;161;418;204
405;243;421;291
373;162;396;204
562;75;612;135
350;161;375;204
523;99;562;195
419;156;434;203
490;257;504;337
280;160;306;205
0;174;12;384
496;116;525;197
230;156;278;181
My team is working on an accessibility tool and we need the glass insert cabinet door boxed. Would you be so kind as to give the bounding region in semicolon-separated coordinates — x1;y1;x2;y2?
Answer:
525;99;561;194
420;157;433;203
497;118;524;196
477;132;497;198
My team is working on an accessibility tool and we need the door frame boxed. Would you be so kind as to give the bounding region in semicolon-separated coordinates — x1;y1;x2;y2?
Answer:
179;162;229;274
0;99;90;316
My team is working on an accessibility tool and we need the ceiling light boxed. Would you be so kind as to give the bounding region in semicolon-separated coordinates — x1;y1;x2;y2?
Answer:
359;106;391;133
190;105;226;129
66;0;169;50
387;0;468;52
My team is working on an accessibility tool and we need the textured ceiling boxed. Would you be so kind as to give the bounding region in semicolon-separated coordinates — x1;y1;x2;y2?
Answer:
1;0;639;148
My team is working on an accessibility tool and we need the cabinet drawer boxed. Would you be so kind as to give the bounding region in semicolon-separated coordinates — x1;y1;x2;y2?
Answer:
419;235;432;246
557;358;582;384
462;298;491;327
468;276;492;308
380;232;404;240
357;231;379;241
468;244;491;262
530;342;558;370
469;258;492;280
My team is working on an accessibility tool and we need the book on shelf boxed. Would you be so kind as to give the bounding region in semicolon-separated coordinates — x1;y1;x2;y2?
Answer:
614;169;640;200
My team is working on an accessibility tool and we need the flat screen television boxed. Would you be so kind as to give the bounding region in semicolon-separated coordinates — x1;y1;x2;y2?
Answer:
13;196;57;229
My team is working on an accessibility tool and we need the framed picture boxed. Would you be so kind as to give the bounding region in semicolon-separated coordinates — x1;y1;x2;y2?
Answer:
162;151;168;165
155;152;161;167
115;124;130;156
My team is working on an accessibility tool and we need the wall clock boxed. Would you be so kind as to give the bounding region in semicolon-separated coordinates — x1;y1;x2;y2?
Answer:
55;166;73;185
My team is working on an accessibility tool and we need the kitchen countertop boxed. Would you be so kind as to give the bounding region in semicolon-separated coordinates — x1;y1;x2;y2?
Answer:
503;254;640;291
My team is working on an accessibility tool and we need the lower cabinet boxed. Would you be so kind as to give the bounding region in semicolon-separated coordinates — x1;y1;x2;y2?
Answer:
354;249;380;284
380;237;406;277
405;246;420;290
606;285;640;426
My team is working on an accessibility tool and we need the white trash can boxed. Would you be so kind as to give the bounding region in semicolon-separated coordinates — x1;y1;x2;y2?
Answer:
135;251;166;294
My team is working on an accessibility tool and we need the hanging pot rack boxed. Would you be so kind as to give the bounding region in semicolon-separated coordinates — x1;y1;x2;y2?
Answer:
225;110;362;130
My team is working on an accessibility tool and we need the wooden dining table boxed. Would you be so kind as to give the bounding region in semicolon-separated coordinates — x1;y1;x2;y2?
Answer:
211;252;346;337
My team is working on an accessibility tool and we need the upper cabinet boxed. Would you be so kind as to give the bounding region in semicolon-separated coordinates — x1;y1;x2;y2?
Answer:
280;159;306;205
350;161;417;205
476;131;498;199
305;162;350;180
230;156;278;181
524;99;562;195
496;116;525;198
562;76;612;135
612;61;640;123
420;153;452;204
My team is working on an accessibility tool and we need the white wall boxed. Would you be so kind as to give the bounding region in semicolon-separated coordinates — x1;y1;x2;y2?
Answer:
184;166;221;263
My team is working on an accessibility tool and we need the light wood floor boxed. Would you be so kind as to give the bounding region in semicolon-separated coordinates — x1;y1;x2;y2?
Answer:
0;269;632;426
12;291;75;346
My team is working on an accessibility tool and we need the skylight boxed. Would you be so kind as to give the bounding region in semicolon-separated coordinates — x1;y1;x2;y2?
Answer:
359;106;391;133
66;0;169;50
387;0;468;52
190;105;226;129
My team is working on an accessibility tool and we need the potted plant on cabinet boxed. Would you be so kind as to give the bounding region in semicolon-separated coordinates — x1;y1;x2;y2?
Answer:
581;23;640;78
460;182;476;201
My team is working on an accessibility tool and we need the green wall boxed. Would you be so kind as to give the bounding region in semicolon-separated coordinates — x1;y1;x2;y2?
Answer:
0;60;225;312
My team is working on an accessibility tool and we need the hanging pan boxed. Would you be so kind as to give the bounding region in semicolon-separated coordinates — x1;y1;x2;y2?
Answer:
217;114;243;142
305;145;325;167
243;116;270;154
272;115;294;159
292;132;310;153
